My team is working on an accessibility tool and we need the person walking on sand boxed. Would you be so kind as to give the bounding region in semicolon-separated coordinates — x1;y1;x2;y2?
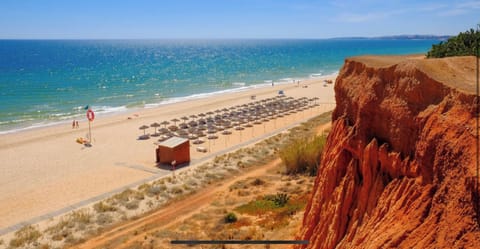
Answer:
75;120;79;128
72;120;76;129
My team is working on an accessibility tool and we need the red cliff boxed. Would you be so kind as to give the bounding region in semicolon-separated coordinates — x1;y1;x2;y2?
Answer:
298;55;480;248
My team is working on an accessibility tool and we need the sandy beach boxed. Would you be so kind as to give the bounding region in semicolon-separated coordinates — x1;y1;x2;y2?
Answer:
0;77;335;235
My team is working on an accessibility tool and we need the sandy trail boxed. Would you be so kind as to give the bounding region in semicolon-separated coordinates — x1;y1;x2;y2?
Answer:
73;159;282;249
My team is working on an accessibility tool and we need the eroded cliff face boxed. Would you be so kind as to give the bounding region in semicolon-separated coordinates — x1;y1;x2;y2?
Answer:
298;56;480;248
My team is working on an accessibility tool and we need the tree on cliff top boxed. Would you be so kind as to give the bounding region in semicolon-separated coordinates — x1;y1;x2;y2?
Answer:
427;26;480;58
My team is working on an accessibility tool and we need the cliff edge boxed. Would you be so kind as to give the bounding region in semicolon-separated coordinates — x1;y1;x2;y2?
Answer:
297;55;480;248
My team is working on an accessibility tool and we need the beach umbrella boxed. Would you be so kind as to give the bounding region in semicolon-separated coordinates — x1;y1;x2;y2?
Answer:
171;118;180;126
207;134;218;139
168;125;179;132
181;116;189;122
234;125;245;141
188;120;198;127
193;139;204;144
207;128;217;134
139;125;149;137
189;114;198;121
150;122;161;136
159;127;169;134
206;111;214;118
207;133;218;152
222;130;232;135
197;118;206;125
161;120;170;128
195;131;206;137
179;123;189;129
177;129;188;138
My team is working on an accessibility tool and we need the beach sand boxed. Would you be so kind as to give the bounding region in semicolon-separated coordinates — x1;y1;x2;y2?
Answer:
0;77;335;233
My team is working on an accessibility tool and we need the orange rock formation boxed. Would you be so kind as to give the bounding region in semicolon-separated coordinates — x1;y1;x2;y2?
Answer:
297;55;480;248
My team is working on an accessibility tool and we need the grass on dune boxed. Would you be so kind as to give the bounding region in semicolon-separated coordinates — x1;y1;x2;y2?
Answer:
279;134;327;176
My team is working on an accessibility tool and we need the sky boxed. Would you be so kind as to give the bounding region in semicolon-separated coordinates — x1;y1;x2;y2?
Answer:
0;0;479;39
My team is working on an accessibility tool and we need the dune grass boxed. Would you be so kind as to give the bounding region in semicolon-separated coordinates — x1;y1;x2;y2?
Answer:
8;225;42;248
279;134;327;176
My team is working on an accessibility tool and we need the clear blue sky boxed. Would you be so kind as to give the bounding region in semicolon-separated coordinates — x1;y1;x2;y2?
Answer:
0;0;478;39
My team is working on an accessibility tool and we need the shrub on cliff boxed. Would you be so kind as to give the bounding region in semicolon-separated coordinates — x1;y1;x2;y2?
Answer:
427;26;480;58
279;134;327;176
224;212;238;223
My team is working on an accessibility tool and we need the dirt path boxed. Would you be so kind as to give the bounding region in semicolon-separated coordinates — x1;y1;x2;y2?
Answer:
72;159;282;249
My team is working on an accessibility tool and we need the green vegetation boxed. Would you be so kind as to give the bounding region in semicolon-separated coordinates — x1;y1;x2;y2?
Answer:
235;198;278;215
224;212;238;223
273;193;290;207
9;225;42;248
235;193;292;214
427;27;480;58
279;134;327;176
264;193;290;207
234;193;306;231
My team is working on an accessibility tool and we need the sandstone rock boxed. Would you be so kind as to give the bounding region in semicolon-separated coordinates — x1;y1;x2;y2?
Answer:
297;55;480;249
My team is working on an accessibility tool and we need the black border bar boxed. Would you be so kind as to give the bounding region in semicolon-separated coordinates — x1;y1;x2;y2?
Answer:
171;240;309;245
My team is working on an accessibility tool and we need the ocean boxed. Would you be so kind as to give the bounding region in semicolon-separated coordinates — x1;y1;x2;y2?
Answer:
0;39;440;134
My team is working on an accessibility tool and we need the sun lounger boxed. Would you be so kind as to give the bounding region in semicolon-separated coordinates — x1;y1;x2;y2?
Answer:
196;146;207;153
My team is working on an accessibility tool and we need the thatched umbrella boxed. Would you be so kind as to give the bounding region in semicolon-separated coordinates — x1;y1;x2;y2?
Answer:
192;139;204;144
158;127;169;135
189;114;198;121
207;133;218;152
196;131;206;137
188;120;198;127
139;125;149;135
161;120;170;128
221;129;232;146
168;125;178;132
181;116;189;123
179;123;189;130
171;118;180;126
138;125;150;139
150;122;161;136
235;126;244;141
206;111;214;118
222;130;232;135
207;128;217;134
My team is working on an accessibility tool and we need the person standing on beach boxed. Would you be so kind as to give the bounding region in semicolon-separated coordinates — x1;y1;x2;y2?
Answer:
75;120;79;128
72;120;76;129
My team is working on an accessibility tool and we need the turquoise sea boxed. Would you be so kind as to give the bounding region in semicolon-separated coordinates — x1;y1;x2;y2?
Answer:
0;39;440;134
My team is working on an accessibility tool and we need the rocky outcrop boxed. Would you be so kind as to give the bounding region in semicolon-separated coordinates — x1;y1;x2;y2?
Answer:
297;55;480;248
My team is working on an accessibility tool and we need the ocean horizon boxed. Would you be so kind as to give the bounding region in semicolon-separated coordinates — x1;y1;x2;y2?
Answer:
0;39;440;134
